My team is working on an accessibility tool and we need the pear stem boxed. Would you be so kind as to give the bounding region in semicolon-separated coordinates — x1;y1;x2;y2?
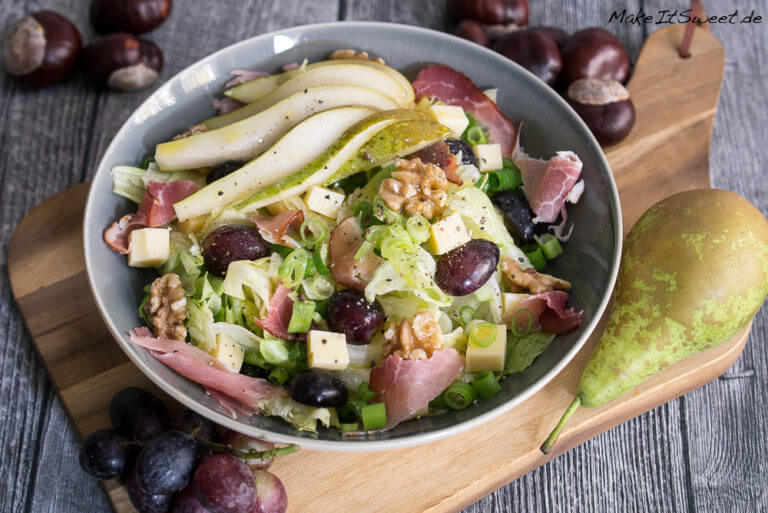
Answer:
540;396;581;455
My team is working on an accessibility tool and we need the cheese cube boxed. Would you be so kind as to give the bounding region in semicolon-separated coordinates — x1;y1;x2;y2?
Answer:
465;323;507;372
177;215;207;234
210;333;245;373
474;143;503;172
303;186;345;219
502;293;532;325
427;212;471;255
429;104;470;137
265;199;292;216
307;330;349;370
127;228;169;268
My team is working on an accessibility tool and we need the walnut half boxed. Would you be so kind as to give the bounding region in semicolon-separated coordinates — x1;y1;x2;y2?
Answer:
146;273;187;341
383;311;444;361
501;257;571;294
329;48;385;65
379;158;449;219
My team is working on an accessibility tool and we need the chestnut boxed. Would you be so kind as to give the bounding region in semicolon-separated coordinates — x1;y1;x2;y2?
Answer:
454;20;491;47
2;10;81;88
447;0;529;27
81;33;163;91
493;27;563;86
567;77;635;146
531;26;569;49
91;0;172;35
560;28;630;86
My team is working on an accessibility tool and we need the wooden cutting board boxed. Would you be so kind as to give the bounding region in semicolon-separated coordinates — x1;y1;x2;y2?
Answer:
8;24;735;513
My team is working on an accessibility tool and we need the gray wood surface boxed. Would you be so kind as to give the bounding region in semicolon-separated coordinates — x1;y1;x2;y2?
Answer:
1;0;766;511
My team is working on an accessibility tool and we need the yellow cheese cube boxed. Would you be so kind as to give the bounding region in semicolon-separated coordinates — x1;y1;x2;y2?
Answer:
177;215;207;234
303;186;345;219
427;212;471;255
502;293;532;325
210;333;245;373
474;143;503;172
429;104;470;137
465;323;507;372
127;228;170;268
307;330;349;370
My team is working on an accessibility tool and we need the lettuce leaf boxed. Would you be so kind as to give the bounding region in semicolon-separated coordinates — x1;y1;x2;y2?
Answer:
162;232;204;295
186;299;216;352
504;331;556;375
111;164;206;204
221;258;277;316
257;393;337;432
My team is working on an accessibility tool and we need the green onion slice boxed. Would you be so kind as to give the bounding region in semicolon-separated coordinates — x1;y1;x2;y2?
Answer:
278;248;311;288
468;321;497;348
444;381;477;410
458;306;477;327
405;215;431;243
523;246;547;271
361;402;387;430
356;382;376;403
267;368;290;386
287;300;315;333
510;308;533;338
471;371;502;399
465;125;487;145
340;422;360;433
535;233;563;260
299;219;328;248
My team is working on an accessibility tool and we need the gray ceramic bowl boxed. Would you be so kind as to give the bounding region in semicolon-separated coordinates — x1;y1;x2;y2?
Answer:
84;21;621;451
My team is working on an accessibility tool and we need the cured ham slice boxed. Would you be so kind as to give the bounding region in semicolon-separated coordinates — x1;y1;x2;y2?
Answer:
411;141;462;185
369;349;464;429
252;210;304;248
516;151;582;224
510;291;582;334
136;180;200;227
412;65;518;156
129;328;280;409
329;216;381;290
225;69;269;88
254;284;302;341
104;214;141;254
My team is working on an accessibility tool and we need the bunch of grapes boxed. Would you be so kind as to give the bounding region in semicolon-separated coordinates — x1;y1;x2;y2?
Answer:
79;387;290;513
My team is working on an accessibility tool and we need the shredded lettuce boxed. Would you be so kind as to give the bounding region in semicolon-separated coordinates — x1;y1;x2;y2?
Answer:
377;291;440;323
221;257;278;315
443;327;468;353
111;163;206;204
504;331;556;375
257;393;337;432
186;299;216;352
301;274;334;300
162;231;204;295
211;322;262;352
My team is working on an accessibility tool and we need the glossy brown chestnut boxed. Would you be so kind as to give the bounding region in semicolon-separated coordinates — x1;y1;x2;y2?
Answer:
454;20;491;47
560;28;630;86
493;27;562;86
567;77;635;145
91;0;172;34
447;0;529;27
2;10;82;88
532;26;569;49
81;33;163;91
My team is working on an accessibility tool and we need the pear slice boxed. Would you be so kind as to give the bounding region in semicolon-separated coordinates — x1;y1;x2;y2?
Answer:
324;118;451;185
173;106;376;222
205;63;414;129
225;59;414;106
155;86;399;171
233;111;447;213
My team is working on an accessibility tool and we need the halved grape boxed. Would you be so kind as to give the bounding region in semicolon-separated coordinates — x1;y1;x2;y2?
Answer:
136;431;198;495
109;387;170;442
79;429;135;479
252;470;287;513
193;454;257;513
289;371;348;408
325;289;385;344
435;239;499;296
202;225;270;277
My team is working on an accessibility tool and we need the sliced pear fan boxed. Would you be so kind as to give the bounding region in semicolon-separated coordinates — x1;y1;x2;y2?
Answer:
233;110;450;213
224;59;415;105
174;106;376;222
205;63;414;129
155;86;399;171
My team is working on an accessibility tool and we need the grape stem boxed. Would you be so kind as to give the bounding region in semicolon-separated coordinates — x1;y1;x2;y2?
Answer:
196;437;300;460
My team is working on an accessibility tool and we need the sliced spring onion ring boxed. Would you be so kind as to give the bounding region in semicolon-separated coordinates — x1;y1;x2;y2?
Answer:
287;300;315;333
510;308;533;338
361;402;387;430
267;368;290;386
405;215;430;243
465;125;486;145
535;233;564;260
523;246;547;271
468;321;497;348
444;381;477;410
471;371;502;399
356;382;376;403
340;422;360;433
299;219;328;248
459;306;477;327
278;248;311;288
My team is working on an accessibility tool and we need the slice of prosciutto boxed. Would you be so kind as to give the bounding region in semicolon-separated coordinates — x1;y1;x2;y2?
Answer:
254;284;303;341
509;291;582;334
329;216;381;290
412;65;518;156
103;214;142;254
136;180;201;227
515;151;582;224
369;349;464;429
252;210;304;248
129;328;281;409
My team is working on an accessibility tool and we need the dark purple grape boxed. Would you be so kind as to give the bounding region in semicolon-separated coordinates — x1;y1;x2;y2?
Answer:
224;431;275;472
171;485;210;513
202;225;270;277
252;470;287;513
445;138;478;167
136;431;198;495
193;454;257;513
208;161;244;184
325;289;385;344
110;387;170;442
79;429;135;479
435;240;500;296
172;409;219;443
127;469;173;513
491;190;536;245
289;371;348;408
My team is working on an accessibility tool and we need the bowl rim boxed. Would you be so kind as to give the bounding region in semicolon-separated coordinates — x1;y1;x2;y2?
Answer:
84;20;622;452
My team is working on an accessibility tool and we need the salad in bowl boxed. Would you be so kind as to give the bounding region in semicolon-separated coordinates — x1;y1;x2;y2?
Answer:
101;47;589;437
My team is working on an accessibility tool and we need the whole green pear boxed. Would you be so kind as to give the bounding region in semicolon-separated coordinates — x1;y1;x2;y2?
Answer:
542;189;768;454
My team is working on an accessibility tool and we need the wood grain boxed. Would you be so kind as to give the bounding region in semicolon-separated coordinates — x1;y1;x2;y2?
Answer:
2;1;768;512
